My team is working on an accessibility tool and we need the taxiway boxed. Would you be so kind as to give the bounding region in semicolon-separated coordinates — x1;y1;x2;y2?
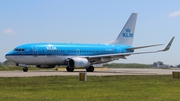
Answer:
0;68;179;77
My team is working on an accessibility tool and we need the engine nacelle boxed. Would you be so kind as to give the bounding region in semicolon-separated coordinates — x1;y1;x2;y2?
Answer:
68;58;90;68
36;65;55;68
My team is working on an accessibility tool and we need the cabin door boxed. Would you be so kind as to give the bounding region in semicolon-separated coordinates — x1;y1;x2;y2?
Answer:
76;49;80;56
32;46;38;56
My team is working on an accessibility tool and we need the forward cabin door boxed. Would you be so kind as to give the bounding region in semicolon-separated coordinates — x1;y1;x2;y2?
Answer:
32;46;38;56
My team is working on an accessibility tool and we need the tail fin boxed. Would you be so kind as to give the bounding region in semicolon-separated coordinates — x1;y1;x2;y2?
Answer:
107;13;137;46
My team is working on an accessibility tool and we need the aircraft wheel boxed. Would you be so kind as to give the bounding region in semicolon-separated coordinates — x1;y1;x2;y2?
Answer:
66;66;74;72
86;66;94;72
23;67;28;72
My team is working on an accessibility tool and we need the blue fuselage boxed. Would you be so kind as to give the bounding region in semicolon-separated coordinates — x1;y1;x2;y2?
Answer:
5;43;133;65
6;43;133;56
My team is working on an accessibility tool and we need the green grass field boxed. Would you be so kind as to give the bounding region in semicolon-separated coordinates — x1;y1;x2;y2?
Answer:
0;75;180;101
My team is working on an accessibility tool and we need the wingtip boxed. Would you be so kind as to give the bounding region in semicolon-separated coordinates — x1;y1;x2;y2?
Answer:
161;37;175;51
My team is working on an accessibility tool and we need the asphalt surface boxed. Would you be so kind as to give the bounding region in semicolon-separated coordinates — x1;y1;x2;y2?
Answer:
0;68;180;77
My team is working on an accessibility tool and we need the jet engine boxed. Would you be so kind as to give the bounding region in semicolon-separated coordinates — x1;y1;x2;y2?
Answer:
68;58;90;68
36;65;55;68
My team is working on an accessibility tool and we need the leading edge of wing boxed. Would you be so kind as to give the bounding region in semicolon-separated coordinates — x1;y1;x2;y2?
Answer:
87;37;175;59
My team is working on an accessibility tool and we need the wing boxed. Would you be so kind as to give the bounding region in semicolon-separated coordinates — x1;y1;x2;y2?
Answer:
86;37;175;64
126;44;163;50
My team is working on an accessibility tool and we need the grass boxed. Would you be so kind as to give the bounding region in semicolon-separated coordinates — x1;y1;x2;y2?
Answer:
0;75;180;101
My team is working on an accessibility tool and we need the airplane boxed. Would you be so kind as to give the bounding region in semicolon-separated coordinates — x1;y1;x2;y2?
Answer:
5;13;175;72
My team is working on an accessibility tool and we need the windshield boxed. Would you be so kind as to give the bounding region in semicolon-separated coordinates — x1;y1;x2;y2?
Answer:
13;48;25;52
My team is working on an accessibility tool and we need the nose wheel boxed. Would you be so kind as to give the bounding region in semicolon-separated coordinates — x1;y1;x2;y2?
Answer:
23;67;28;72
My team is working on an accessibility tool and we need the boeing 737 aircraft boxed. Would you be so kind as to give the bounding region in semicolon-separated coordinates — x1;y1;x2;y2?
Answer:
5;13;174;72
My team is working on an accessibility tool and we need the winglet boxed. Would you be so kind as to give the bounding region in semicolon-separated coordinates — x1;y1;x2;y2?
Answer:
159;37;175;52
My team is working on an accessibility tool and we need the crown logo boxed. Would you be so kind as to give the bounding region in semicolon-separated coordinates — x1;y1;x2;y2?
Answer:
79;61;84;64
125;28;131;32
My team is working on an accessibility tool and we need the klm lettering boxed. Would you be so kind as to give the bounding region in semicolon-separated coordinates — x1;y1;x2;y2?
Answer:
123;33;133;37
46;46;57;50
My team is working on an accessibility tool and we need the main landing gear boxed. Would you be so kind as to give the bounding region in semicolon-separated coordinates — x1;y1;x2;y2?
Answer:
66;66;94;72
23;67;28;72
66;66;74;72
86;66;94;72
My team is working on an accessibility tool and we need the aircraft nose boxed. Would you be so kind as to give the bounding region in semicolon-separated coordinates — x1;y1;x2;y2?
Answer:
5;54;8;59
5;53;10;60
5;51;20;63
5;51;14;61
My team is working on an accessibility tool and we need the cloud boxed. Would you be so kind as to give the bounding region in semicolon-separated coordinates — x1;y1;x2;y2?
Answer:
169;10;180;17
3;28;17;35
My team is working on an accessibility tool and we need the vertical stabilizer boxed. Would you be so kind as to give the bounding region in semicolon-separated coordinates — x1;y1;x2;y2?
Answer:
107;13;137;46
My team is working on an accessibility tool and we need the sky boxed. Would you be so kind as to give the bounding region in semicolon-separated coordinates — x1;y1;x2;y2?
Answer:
0;0;180;65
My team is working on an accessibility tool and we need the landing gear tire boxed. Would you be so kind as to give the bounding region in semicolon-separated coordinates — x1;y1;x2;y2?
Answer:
66;66;74;72
86;66;94;72
23;67;28;72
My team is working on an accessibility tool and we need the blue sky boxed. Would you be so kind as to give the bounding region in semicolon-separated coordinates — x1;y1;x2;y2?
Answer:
0;0;180;65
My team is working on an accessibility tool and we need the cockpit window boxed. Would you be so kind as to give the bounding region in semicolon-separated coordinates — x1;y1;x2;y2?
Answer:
14;48;18;51
13;48;25;52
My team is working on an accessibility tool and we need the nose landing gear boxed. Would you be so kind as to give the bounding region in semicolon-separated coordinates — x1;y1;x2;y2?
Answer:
23;67;28;72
